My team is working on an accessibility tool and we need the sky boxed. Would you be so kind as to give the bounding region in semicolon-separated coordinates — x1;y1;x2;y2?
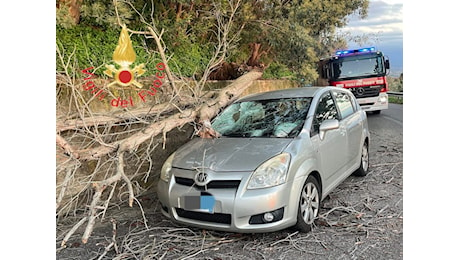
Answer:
338;0;403;76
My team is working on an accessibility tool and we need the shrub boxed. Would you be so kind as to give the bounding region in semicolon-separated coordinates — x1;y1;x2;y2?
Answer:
262;62;295;79
56;25;156;77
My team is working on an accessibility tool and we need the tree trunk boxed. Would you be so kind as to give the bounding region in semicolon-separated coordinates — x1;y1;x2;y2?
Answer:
58;0;83;24
247;43;262;67
63;69;263;161
56;94;209;132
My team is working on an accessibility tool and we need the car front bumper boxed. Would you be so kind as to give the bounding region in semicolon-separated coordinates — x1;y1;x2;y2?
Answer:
157;170;303;233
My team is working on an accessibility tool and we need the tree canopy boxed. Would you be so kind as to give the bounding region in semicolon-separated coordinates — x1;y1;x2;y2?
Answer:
56;0;369;83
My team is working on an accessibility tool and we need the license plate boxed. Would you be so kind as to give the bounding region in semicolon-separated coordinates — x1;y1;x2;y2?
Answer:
359;99;369;104
180;192;215;213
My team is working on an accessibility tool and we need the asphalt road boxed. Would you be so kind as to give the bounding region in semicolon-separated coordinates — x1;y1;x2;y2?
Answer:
366;103;403;142
378;103;403;126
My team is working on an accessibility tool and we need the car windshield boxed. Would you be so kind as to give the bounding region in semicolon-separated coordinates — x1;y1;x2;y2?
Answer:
212;97;312;138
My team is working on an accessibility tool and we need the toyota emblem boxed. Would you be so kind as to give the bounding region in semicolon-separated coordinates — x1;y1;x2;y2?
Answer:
194;171;209;186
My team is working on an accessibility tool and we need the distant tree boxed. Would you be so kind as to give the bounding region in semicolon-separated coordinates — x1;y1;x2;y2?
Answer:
387;73;403;92
226;0;370;81
398;73;403;92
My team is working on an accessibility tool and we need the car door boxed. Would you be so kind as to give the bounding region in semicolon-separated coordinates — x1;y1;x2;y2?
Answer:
310;91;348;187
333;90;363;165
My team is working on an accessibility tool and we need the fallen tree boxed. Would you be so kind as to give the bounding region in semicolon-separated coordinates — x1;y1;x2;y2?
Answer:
57;68;262;246
57;69;262;161
56;0;267;246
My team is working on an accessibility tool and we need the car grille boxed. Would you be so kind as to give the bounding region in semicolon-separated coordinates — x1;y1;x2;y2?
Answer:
349;86;381;98
175;176;240;189
175;208;231;225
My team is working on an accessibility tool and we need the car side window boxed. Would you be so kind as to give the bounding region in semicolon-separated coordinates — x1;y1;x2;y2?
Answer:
333;91;355;119
311;92;339;136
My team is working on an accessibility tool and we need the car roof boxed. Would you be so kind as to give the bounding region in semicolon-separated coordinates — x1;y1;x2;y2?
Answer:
236;86;336;102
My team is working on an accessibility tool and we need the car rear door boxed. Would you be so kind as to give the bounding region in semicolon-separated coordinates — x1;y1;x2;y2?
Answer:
310;91;348;186
333;90;363;164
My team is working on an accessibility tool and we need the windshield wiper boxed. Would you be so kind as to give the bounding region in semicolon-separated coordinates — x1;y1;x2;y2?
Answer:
221;132;246;137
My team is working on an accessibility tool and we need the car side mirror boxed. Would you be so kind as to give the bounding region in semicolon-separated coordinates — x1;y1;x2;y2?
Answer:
319;119;339;140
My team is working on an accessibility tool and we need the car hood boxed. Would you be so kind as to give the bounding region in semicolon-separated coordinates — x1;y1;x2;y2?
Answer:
172;137;293;172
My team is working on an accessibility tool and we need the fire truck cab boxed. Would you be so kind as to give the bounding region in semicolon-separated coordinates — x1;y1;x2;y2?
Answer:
317;47;390;114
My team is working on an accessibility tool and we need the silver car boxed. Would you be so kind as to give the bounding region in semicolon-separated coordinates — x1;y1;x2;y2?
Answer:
157;86;369;233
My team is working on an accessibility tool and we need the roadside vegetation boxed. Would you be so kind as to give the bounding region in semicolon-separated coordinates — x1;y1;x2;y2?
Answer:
388;73;403;92
389;96;403;104
387;73;403;104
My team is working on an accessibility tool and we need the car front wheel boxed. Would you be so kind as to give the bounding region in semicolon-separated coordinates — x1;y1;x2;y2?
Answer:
354;141;369;176
295;175;321;232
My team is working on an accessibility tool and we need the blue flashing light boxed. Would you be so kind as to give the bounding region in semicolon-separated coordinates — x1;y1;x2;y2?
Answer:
358;47;375;53
335;47;376;56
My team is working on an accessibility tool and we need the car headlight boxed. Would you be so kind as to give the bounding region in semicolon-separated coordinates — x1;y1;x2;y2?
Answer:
247;153;291;189
160;152;175;182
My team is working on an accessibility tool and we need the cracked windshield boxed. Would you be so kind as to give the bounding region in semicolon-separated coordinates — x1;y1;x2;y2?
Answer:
212;97;312;138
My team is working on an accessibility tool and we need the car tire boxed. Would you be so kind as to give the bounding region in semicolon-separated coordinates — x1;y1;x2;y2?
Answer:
373;110;381;114
353;141;369;177
295;175;321;233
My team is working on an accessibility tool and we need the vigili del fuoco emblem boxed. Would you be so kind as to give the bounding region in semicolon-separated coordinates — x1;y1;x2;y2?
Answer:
104;25;146;88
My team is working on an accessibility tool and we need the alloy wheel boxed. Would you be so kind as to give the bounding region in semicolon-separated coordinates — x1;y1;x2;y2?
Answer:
299;182;320;224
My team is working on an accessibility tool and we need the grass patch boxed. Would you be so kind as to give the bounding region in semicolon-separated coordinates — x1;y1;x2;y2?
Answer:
389;96;403;104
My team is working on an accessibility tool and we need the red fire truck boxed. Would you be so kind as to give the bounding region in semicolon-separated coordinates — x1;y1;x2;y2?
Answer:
317;47;390;114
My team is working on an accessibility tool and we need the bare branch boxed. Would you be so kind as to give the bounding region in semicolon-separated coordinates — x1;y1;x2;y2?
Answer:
56;0;263;246
61;216;87;247
117;152;134;207
146;27;179;95
56;134;79;159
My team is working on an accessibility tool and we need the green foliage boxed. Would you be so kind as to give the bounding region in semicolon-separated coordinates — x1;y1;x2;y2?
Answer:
169;39;212;78
233;0;369;80
388;96;403;104
56;1;217;78
56;5;78;29
154;15;215;78
266;22;319;81
56;25;155;76
262;62;295;79
56;0;370;81
80;0;135;29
